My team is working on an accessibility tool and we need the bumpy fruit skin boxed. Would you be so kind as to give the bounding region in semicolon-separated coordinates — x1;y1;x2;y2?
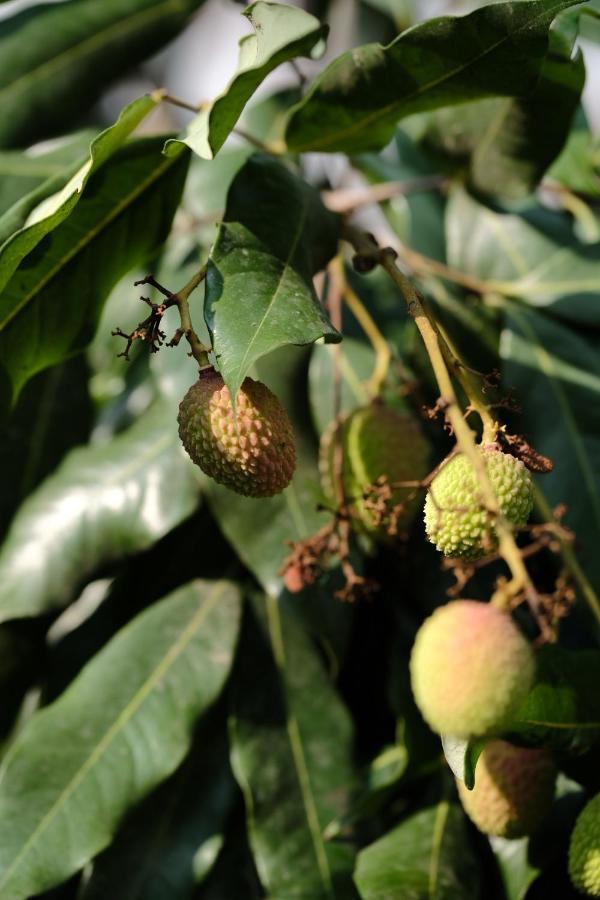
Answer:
178;369;296;497
320;403;429;537
409;600;535;738
424;447;533;560
457;740;556;838
569;794;600;897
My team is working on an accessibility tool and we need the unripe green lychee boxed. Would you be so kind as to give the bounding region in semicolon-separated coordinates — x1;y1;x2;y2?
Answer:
569;794;600;896
409;600;535;738
178;369;296;497
457;740;556;838
424;446;533;560
319;402;429;538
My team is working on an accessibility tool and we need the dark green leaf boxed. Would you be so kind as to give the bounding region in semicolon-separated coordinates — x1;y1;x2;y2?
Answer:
354;800;482;900
500;306;600;591
0;579;241;900
0;130;95;218
446;187;600;326
0;0;202;149
507;646;600;752
82;707;237;900
204;154;340;401
470;30;585;199
230;597;358;899
0;400;200;623
547;107;600;197
285;0;582;153
165;1;327;160
0;355;92;540
0;135;190;410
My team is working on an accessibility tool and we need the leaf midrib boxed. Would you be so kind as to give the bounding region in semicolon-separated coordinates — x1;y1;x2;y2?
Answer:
0;580;230;892
0;151;181;332
0;0;185;107
289;0;571;151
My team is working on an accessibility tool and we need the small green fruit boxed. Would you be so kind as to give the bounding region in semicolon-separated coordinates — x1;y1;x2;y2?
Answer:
178;368;296;497
319;402;429;538
409;600;535;738
457;739;556;838
424;446;533;560
569;794;600;897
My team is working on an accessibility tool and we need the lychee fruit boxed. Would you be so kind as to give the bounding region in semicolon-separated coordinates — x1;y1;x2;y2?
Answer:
569;793;600;897
457;739;556;838
178;368;296;497
319;402;429;538
424;446;533;560
409;600;535;738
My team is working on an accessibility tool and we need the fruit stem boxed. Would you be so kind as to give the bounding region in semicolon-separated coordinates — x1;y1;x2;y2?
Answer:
330;257;391;397
171;265;211;368
342;224;541;616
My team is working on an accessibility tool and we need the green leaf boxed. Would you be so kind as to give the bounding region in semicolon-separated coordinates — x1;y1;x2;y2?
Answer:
0;355;92;540
204;154;340;401
470;26;585;199
0;579;241;900
230;596;358;899
507;646;600;752
285;0;583;153
500;306;600;590
164;1;327;160
0;0;203;149
446;186;600;326
0;135;190;410
441;736;485;791
354;800;482;900
82;707;237;900
0;130;96;218
489;836;540;900
308;339;374;436
548;107;600;198
0;400;200;624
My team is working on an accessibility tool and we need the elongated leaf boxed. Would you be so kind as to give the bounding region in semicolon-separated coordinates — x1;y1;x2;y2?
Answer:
0;355;92;540
230;596;358;899
0;94;157;293
0;136;189;411
507;646;600;752
285;0;582;153
500;306;600;590
354;800;482;900
0;579;241;900
308;339;374;436
470;33;585;199
489;837;540;900
447;186;600;326
0;0;202;149
205;154;340;400
441;735;485;791
0;130;95;218
548;107;600;197
0;400;200;623
83;707;237;900
165;1;327;160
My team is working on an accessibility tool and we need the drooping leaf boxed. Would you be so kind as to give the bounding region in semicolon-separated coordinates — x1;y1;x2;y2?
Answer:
230;596;358;899
469;17;585;200
0;400;200;624
0;94;158;293
0;0;203;149
0;135;190;411
82;706;237;900
489;836;540;900
441;735;485;791
446;186;600;326
0;130;95;218
204;154;340;401
354;799;482;900
285;0;583;154
0;579;241;900
506;645;600;752
165;1;327;160
0;355;92;540
500;306;600;592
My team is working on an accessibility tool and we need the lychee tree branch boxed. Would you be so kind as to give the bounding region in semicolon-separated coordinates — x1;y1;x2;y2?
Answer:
341;224;541;619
